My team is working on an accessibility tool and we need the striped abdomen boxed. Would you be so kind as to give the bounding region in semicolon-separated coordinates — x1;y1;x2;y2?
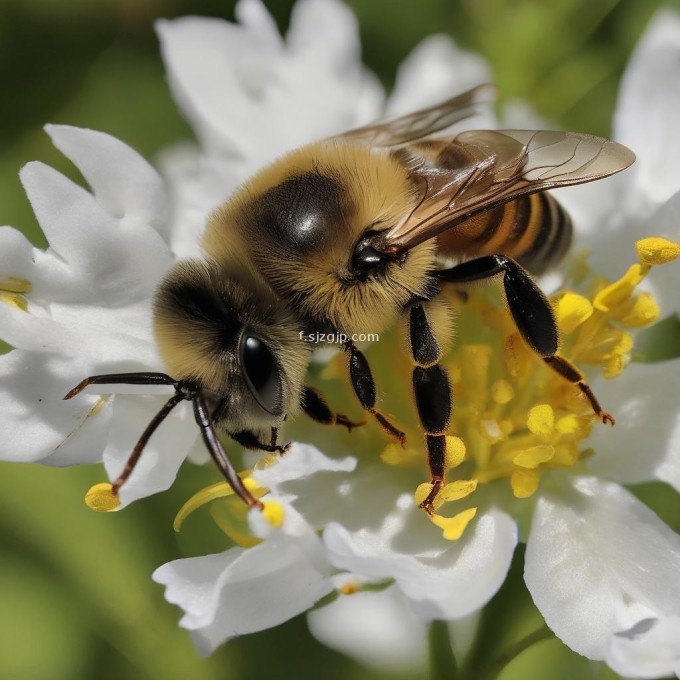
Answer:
435;192;573;275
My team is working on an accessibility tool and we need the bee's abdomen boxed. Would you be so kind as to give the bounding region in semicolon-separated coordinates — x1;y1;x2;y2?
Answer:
436;192;572;275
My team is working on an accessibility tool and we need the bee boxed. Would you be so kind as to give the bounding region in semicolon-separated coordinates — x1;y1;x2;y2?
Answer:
65;86;635;513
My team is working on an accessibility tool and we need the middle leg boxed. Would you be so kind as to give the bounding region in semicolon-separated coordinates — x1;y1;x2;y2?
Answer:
406;301;454;514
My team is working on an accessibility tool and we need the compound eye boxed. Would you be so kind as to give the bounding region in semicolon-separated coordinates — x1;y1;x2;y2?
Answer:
240;333;283;416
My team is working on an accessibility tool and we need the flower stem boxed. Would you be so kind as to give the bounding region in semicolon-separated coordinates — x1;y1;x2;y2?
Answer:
428;620;459;680
466;624;554;680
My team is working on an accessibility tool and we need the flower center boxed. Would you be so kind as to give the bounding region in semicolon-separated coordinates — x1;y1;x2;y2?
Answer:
0;276;31;311
406;237;679;539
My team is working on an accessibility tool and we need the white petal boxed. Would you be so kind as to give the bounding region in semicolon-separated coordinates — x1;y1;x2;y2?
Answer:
606;616;680;679
153;504;333;655
524;476;680;660
308;585;427;672
234;0;282;50
253;442;356;495
155;142;242;259
287;0;360;72
0;226;35;281
0;300;74;352
158;4;377;167
0;350;112;464
388;35;493;118
157;15;277;155
614;9;680;207
323;504;517;621
45;125;169;237
585;360;680;491
20;162;171;304
103;396;198;505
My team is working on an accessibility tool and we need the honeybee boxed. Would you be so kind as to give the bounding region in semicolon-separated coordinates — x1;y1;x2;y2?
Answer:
66;86;635;513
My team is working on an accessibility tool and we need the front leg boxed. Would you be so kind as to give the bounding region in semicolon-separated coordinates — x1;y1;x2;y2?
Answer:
230;429;290;455
345;340;407;446
438;255;614;425
301;386;365;431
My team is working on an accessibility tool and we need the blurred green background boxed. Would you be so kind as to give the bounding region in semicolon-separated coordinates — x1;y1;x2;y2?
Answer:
2;0;680;678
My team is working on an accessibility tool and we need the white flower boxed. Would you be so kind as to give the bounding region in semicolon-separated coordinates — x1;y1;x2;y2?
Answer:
152;491;334;656
0;124;196;505
2;0;680;675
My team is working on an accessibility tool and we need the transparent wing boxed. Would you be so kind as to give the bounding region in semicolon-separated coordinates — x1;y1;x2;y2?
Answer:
374;129;636;254
337;84;495;147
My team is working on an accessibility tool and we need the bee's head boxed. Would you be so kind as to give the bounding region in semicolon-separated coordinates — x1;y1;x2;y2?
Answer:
153;259;309;432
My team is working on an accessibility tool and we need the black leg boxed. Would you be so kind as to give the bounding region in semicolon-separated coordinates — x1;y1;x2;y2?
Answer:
193;396;263;508
301;386;365;431
407;304;454;514
438;255;614;424
346;341;406;446
64;372;263;507
64;372;177;399
230;429;290;455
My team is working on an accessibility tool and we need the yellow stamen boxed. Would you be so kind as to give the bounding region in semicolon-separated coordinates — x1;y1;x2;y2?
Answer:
510;469;540;498
173;477;262;532
430;507;478;541
593;264;644;312
444;436;466;469
635;237;680;265
0;291;28;311
85;483;120;512
556;414;581;435
381;443;419;468
88;395;109;417
261;500;285;528
438;479;478;503
618;292;659;328
555;293;593;334
415;482;436;508
340;582;359;595
527;404;555;438
209;502;261;548
602;332;633;379
0;276;31;294
491;379;514;405
513;445;554;469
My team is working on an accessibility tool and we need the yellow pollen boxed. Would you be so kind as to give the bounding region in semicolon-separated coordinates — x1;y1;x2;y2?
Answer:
602;331;633;378
430;507;478;541
84;483;120;512
635;237;680;265
0;276;32;294
513;445;554;469
511;469;540;498
381;443;419;468
556;414;581;435
0;291;29;311
527;404;555;438
491;379;514;404
88;396;109;417
261;500;285;528
340;582;359;595
555;293;593;334
445;436;466;468
618;292;659;327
